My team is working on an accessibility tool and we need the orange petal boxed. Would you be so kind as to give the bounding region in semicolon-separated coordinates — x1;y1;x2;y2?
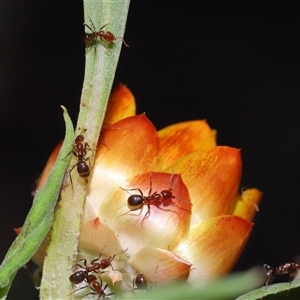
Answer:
166;146;241;225
87;114;161;216
79;217;122;257
233;188;262;221
129;246;192;284
35;141;62;191
158;120;217;169
98;172;191;256
104;83;136;125
174;215;253;282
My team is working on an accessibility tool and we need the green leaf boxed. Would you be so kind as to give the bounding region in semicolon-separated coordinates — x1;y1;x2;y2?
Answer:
236;280;300;300
0;106;74;297
139;268;263;300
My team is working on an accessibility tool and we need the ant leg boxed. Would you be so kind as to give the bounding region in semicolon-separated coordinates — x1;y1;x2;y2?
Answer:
99;23;110;31
90;245;106;264
148;172;153;196
119;205;144;217
141;203;151;226
115;37;129;47
121;187;144;196
68;162;78;194
150;265;159;292
168;170;175;190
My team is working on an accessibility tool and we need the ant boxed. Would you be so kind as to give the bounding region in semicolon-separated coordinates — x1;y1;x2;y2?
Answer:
133;265;158;293
73;248;127;276
69;129;91;185
263;262;300;286
84;19;129;52
86;275;116;299
70;273;116;299
120;172;191;225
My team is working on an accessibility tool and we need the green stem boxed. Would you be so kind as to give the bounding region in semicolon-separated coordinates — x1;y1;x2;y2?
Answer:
0;107;74;297
39;1;130;299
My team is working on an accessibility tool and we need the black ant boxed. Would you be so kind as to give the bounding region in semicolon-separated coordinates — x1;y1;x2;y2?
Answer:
133;265;158;293
84;19;129;52
264;262;300;285
69;129;91;186
120;172;191;225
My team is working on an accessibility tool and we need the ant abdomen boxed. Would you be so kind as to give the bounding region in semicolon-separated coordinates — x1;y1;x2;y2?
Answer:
135;273;148;290
128;194;144;208
77;161;90;178
69;270;88;284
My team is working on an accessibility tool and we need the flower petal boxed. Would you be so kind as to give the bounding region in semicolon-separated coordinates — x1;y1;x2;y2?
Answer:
35;142;62;191
98;172;191;256
104;83;136;125
174;215;253;282
166;146;241;225
87;114;161;218
129;246;192;284
79;217;122;257
233;188;262;221
158;120;217;169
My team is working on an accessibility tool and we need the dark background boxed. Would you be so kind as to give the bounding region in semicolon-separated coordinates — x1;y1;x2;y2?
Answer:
1;1;300;298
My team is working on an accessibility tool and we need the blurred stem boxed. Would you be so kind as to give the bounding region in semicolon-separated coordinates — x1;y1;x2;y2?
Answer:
40;1;130;299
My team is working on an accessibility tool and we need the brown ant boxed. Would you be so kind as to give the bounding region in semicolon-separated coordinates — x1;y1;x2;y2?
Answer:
133;265;158;293
264;262;300;286
120;172;191;225
73;248;127;276
70;273;116;299
84;19;129;52
86;275;116;299
69;129;91;187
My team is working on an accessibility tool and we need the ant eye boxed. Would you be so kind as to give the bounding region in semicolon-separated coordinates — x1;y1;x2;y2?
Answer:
128;195;144;208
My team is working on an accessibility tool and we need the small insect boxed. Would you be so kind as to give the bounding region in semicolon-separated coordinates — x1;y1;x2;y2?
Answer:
69;273;116;299
69;129;91;183
264;262;300;285
133;265;158;293
73;248;127;275
87;276;117;299
84;19;129;52
120;172;191;225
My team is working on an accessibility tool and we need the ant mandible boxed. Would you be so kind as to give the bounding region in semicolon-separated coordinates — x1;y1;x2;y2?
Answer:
84;19;129;52
69;129;91;180
120;172;191;225
264;262;300;285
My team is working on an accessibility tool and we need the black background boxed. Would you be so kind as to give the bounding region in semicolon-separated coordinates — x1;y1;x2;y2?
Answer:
1;1;300;299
